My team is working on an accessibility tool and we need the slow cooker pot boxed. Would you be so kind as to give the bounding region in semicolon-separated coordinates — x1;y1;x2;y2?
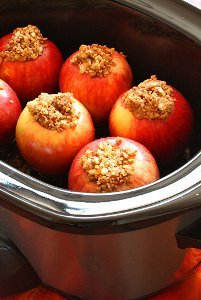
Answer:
0;0;201;299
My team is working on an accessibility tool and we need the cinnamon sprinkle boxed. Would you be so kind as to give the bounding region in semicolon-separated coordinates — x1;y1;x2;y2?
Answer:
27;92;80;131
80;138;137;192
0;25;47;62
124;75;175;120
70;44;116;78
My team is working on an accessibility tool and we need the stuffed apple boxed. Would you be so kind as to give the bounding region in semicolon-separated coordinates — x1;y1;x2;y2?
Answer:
16;92;95;175
109;75;193;163
68;137;160;193
0;25;64;105
59;44;133;123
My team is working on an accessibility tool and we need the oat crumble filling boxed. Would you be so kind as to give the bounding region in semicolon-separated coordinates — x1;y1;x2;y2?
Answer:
80;138;137;192
124;75;175;120
70;44;117;78
27;93;80;131
0;25;47;62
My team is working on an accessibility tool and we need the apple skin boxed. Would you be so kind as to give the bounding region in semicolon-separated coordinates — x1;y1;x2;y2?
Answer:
59;50;133;123
68;137;160;193
0;33;64;105
109;87;194;163
16;99;95;175
0;79;22;148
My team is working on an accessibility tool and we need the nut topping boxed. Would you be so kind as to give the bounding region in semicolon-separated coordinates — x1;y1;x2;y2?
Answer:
27;92;80;131
0;25;47;62
80;138;137;192
124;75;175;120
70;44;117;78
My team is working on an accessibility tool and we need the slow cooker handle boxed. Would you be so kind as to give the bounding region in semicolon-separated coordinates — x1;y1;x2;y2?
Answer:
176;218;201;250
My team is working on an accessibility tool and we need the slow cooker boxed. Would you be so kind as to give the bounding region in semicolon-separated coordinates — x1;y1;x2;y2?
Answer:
0;0;201;299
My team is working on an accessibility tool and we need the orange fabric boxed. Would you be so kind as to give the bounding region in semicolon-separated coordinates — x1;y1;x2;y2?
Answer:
1;287;66;300
1;249;201;300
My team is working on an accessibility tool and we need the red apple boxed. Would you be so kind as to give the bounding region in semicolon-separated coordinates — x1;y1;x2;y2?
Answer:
0;79;22;148
109;75;193;163
16;92;95;175
0;25;64;105
59;44;133;123
68;137;160;193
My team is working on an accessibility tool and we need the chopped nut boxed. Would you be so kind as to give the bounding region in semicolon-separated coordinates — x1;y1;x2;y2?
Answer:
101;167;108;175
116;137;123;146
71;44;117;78
27;92;80;131
80;138;137;192
124;75;175;120
0;25;47;62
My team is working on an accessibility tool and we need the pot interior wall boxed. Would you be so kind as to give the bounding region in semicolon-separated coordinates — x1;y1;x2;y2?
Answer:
0;0;201;184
